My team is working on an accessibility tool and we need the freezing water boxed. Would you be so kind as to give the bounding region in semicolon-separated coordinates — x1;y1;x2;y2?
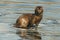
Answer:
0;0;60;40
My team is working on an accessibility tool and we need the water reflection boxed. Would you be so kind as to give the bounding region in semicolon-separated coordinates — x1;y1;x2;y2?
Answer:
40;0;54;2
16;28;41;40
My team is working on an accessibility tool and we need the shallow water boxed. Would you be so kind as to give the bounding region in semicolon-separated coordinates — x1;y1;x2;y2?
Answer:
0;0;60;40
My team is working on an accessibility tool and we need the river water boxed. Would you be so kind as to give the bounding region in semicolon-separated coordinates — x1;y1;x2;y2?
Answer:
0;0;60;40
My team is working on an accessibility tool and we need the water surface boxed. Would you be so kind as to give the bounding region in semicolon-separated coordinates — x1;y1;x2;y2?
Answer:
0;0;60;40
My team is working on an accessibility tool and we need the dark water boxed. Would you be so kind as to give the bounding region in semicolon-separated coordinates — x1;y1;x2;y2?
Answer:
0;0;60;40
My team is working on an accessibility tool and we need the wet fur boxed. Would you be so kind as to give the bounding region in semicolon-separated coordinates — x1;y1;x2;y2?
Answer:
14;6;43;29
